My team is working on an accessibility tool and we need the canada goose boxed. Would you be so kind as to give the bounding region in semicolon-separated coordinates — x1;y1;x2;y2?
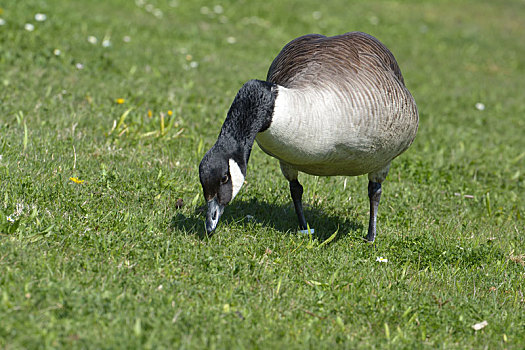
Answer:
199;32;418;242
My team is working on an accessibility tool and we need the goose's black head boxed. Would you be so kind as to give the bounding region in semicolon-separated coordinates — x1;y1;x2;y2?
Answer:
199;144;246;234
198;79;277;235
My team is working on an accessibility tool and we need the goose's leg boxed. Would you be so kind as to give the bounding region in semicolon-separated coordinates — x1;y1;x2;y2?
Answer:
366;164;390;243
366;181;382;242
290;180;308;230
280;161;307;230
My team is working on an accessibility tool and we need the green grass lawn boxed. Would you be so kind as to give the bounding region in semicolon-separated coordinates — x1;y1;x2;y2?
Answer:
1;0;524;348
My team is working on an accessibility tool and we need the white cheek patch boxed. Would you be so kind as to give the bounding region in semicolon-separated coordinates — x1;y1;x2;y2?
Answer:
228;159;245;200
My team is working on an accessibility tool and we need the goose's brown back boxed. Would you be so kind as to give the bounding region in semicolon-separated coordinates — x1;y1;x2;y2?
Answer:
267;32;405;89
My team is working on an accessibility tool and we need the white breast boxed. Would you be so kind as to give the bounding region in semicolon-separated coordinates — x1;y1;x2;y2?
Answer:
256;84;417;176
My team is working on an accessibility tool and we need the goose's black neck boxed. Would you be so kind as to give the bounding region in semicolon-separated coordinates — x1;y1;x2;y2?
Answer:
216;79;276;164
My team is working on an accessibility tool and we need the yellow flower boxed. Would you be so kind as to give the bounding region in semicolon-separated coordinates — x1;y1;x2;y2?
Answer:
167;110;173;116
147;109;153;118
0;8;3;15
115;98;125;104
69;177;85;184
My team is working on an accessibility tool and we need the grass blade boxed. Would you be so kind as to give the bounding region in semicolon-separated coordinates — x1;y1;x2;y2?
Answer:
317;226;339;248
110;108;133;135
23;122;28;152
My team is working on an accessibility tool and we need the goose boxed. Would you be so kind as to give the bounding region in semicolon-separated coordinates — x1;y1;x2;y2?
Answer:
199;31;418;242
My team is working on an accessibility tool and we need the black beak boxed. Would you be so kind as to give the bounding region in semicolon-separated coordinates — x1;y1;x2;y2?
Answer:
206;197;225;234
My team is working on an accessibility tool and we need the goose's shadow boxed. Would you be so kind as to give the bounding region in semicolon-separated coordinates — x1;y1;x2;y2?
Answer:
170;197;364;243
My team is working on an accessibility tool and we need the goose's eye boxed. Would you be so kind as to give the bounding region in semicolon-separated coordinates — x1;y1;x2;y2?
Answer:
220;174;229;184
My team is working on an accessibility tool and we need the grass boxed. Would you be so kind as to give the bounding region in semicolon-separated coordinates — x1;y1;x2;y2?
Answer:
0;0;524;348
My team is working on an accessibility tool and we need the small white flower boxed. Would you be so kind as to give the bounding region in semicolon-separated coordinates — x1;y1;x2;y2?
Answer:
7;215;15;223
0;18;6;26
135;0;145;7
213;5;224;14
153;9;163;18
35;13;47;22
102;39;111;47
87;36;98;44
312;11;322;20
75;63;84;70
189;61;198;68
200;6;210;15
24;23;35;31
226;36;236;44
53;49;61;56
475;102;485;111
472;320;488;331
123;36;131;43
376;256;388;263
